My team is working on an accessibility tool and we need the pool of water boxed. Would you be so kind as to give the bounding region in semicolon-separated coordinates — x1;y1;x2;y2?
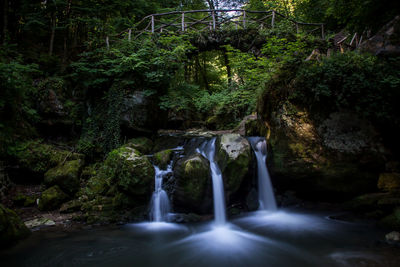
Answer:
1;208;398;267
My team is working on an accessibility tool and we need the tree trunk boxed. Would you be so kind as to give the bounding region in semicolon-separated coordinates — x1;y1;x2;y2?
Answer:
223;50;232;85
62;0;72;65
3;0;8;44
49;12;56;56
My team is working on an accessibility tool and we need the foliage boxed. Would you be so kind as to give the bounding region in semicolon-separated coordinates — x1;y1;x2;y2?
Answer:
0;48;40;157
292;52;400;126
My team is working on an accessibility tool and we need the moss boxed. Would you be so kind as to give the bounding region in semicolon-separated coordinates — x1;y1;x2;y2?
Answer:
80;164;100;180
175;154;210;207
0;204;30;248
60;199;82;213
153;149;173;169
38;185;69;211
379;208;400;230
84;176;110;199
13;194;36;207
44;159;84;195
126;137;153;154
14;140;83;175
378;173;400;192
101;146;154;197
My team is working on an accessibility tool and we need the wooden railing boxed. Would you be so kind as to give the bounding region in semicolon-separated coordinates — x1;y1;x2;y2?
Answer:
104;10;325;49
133;9;325;39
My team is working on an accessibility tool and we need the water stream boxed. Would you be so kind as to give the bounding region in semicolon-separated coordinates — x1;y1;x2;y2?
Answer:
149;163;172;222
197;138;227;225
248;137;277;211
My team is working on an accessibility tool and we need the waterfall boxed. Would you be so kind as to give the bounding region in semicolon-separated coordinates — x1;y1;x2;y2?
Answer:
149;163;172;222
248;137;277;211
197;138;227;225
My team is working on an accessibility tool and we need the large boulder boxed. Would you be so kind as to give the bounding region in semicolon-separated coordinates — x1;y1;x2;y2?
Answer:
12;140;83;182
379;208;400;230
260;103;385;200
0;204;30;248
38;185;69;211
120;91;159;134
44;159;84;195
173;153;211;213
102;146;154;198
216;134;252;198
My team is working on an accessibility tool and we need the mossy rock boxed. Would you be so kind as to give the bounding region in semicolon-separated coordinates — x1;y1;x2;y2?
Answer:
216;134;251;197
84;176;110;199
80;164;99;181
38;185;69;211
14;140;84;175
379;208;400;230
102;146;154;198
345;193;388;211
13;194;36;207
378;173;400;192
126;137;153;154
174;153;210;212
44;159;84;195
0;204;30;248
60;199;82;213
153;149;173;169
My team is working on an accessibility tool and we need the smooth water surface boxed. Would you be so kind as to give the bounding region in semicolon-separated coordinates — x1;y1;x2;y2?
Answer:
1;208;397;267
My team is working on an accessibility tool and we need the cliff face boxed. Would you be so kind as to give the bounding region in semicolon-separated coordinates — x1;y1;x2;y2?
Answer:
260;98;387;201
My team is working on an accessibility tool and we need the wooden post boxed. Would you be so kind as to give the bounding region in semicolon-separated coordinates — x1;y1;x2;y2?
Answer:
128;29;131;42
321;24;325;39
358;35;363;47
243;11;246;29
350;33;357;46
151;16;155;33
182;12;185;32
212;11;216;30
106;36;109;50
271;10;275;28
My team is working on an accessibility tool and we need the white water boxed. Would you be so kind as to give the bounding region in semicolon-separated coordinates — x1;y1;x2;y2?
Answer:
197;138;227;225
248;137;277;211
149;163;172;222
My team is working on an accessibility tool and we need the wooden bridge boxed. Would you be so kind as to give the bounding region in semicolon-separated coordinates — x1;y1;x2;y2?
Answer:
105;10;325;48
134;9;324;38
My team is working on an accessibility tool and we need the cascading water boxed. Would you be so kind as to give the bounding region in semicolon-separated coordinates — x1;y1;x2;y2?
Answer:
248;137;277;211
197;138;227;225
149;163;172;222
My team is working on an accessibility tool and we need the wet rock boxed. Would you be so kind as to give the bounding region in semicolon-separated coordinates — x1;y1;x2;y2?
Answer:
174;153;211;213
153;135;186;152
246;188;259;211
216;134;251;198
169;213;202;223
24;218;56;229
126;137;153;154
0;204;30;248
44;159;84;195
153;149;173;169
385;231;400;244
38;185;69;211
378;173;400;192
